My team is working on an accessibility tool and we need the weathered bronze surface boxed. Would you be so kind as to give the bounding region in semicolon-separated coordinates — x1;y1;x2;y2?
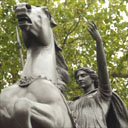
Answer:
0;3;128;128
0;3;74;128
69;22;128;128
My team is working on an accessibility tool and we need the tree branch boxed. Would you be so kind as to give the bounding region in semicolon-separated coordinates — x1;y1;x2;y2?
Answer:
112;73;128;78
16;27;24;70
68;37;82;44
62;15;81;49
61;1;94;49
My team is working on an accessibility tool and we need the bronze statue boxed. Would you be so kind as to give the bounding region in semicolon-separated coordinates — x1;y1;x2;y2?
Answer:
69;22;128;128
0;3;75;128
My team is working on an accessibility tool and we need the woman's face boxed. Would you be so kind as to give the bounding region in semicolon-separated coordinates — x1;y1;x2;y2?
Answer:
76;70;93;89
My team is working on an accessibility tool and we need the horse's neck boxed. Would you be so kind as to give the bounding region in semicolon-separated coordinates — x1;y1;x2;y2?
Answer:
21;41;57;84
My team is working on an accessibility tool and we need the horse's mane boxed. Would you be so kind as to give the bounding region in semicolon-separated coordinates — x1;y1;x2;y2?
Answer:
54;38;70;93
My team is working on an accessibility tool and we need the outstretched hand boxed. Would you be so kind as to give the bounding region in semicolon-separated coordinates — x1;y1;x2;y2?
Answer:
87;21;102;42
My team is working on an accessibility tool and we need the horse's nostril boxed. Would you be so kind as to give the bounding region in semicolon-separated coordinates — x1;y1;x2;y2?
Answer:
26;4;31;9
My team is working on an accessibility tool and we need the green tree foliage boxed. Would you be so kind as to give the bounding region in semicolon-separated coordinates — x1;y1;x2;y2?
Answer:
0;0;128;107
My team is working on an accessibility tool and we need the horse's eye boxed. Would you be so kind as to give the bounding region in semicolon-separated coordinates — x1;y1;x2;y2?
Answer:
44;10;51;19
26;4;31;9
14;5;17;10
46;12;51;19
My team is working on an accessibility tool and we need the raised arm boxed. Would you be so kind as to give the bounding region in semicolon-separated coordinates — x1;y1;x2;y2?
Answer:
87;21;111;90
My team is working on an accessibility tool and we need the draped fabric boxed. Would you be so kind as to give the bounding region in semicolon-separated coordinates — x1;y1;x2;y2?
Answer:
69;88;112;128
106;92;128;128
69;90;128;128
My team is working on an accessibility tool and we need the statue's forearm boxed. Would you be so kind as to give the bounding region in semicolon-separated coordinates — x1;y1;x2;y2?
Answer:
87;22;111;91
96;39;111;90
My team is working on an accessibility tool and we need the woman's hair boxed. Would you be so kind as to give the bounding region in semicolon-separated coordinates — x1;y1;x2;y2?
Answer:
74;66;99;88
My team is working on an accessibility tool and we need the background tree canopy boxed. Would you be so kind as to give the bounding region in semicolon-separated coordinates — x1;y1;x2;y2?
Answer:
0;0;128;107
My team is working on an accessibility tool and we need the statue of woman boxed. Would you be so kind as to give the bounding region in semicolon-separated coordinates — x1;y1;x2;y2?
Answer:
69;22;128;128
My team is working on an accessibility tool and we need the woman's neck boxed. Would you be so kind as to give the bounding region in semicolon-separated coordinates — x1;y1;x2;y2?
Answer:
83;83;95;94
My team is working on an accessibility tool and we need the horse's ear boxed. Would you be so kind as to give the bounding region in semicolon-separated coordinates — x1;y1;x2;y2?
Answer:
42;7;57;27
50;16;57;27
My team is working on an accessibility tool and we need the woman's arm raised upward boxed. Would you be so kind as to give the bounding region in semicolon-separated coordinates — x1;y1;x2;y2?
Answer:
87;21;111;91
